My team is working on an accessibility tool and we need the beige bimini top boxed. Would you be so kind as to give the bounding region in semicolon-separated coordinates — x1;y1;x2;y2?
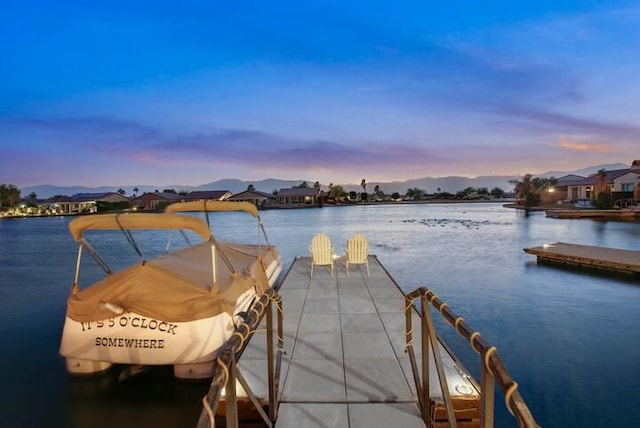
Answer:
66;212;276;323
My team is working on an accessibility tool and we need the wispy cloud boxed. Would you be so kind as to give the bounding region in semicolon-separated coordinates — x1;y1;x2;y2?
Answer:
2;115;442;173
556;136;613;152
492;105;640;140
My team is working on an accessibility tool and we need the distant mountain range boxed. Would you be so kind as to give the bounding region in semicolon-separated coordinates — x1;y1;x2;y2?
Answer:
20;163;630;199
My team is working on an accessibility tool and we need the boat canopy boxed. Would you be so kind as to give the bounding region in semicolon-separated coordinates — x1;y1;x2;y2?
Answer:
165;200;259;219
66;241;275;323
68;213;211;242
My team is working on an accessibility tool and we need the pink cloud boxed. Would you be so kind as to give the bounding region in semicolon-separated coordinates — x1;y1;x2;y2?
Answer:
556;137;613;152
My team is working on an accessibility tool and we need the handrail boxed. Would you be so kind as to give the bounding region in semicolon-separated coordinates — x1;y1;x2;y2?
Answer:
405;287;538;428
197;288;284;428
615;198;639;209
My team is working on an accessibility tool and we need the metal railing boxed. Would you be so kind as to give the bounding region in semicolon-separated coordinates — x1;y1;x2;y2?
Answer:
197;288;284;428
405;287;538;428
616;198;639;209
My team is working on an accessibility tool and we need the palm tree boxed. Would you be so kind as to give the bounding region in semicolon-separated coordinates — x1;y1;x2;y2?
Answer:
329;185;346;201
511;174;557;207
592;169;613;208
133;187;139;197
117;188;126;196
360;178;367;192
593;169;607;199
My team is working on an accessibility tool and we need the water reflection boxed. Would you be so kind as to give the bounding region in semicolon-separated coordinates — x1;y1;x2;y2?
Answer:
65;367;208;428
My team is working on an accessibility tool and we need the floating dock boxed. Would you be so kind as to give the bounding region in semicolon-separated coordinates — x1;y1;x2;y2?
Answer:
228;256;481;427
524;242;640;275
545;209;638;219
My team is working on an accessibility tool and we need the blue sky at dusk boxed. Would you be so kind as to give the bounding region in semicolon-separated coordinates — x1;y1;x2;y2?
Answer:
1;1;639;188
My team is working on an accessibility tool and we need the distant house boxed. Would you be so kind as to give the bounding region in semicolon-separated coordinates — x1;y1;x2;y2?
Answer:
52;192;130;214
132;192;183;211
228;190;275;208
565;168;640;202
184;190;232;201
275;188;321;208
549;174;589;203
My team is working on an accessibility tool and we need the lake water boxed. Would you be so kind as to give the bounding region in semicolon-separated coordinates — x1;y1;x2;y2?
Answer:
1;203;639;427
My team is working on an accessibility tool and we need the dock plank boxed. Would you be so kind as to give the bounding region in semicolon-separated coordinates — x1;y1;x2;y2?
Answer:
524;242;640;274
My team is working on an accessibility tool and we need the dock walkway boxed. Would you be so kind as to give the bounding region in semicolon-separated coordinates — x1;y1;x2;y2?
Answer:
236;256;479;428
524;242;640;275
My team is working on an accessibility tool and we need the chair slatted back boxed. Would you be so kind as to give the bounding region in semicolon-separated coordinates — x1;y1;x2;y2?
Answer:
310;233;333;264
346;233;368;262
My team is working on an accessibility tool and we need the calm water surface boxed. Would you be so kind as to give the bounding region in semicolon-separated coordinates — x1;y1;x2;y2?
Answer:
1;203;639;427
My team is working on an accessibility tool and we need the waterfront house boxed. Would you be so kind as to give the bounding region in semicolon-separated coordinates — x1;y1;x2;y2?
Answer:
565;168;640;202
228;190;275;208
548;160;640;204
183;190;232;201
275;187;321;208
51;192;130;214
131;192;183;211
548;174;591;203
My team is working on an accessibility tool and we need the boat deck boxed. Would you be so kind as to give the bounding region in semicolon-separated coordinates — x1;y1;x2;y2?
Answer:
234;256;480;428
524;242;640;275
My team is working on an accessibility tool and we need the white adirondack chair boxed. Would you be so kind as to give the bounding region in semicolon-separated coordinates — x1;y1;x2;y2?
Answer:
309;233;334;277
345;233;369;276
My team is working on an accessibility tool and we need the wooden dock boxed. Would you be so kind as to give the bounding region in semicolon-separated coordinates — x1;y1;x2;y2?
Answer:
524;242;640;275
545;209;638;219
230;256;481;427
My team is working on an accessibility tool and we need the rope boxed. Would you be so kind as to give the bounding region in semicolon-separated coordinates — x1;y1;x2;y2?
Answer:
405;326;414;350
439;302;449;317
217;358;229;389
404;299;415;312
454;317;465;335
504;381;519;416
202;358;230;428
231;330;248;353
404;297;416;350
202;394;215;428
249;307;261;320
469;331;481;354
483;346;497;377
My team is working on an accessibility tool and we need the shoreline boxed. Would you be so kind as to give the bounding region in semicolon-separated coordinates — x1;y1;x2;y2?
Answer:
1;199;518;219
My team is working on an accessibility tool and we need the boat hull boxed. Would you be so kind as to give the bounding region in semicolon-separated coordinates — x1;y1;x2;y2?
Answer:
60;288;257;378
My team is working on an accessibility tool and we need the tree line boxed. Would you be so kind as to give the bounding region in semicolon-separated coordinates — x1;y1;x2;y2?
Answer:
1;179;514;212
255;178;508;202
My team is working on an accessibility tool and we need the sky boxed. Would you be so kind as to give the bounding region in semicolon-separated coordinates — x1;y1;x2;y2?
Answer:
1;0;639;188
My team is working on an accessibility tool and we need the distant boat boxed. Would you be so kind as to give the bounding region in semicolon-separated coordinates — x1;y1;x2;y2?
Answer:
59;201;282;379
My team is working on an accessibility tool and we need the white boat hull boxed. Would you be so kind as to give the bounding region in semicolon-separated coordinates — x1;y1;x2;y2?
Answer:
60;288;258;378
